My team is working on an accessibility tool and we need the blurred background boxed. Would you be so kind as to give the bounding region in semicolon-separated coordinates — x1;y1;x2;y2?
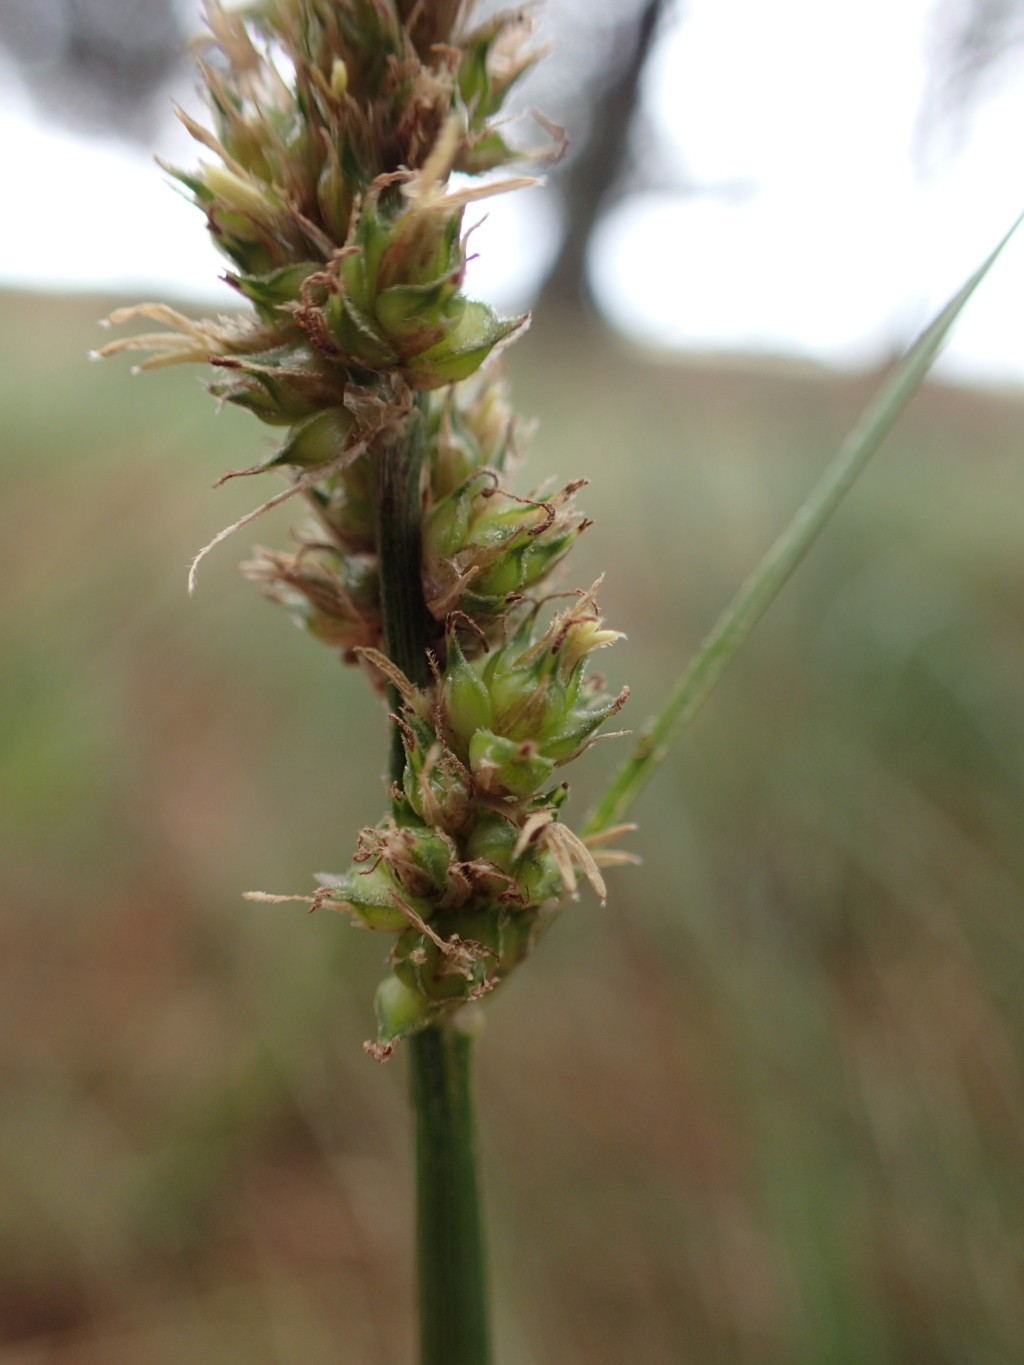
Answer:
3;1;1024;1361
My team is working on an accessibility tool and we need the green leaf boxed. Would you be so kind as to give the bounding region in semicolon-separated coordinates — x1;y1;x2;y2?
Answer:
584;211;1024;836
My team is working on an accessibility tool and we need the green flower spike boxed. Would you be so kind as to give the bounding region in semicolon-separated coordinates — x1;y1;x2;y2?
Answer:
94;0;548;595
94;1;635;1068
323;586;633;1058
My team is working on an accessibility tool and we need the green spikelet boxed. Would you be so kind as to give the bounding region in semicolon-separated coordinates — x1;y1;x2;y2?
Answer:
315;582;632;1053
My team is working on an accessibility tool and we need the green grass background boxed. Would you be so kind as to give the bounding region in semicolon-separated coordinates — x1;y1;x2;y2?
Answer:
3;289;1024;1363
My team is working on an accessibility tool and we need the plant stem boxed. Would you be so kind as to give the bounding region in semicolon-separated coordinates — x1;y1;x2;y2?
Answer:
409;1021;491;1365
375;405;433;773
373;410;492;1365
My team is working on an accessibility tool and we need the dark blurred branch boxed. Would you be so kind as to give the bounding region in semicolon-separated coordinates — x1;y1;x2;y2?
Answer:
936;0;1024;100
0;0;184;137
537;0;670;315
918;0;1024;161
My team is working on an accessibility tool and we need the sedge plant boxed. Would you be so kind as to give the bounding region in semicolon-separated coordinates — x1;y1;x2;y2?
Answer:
95;2;1020;1360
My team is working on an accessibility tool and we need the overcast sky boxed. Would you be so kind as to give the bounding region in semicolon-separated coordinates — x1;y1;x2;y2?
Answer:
3;0;1024;385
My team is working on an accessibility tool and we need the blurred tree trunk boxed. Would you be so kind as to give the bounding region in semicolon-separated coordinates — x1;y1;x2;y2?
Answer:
537;0;669;317
919;0;1024;158
0;0;183;134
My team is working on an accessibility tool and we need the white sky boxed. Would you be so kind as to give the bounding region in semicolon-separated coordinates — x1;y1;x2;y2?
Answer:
3;0;1024;384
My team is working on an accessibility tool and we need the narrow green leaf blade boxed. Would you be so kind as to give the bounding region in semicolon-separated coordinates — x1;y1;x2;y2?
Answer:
584;212;1024;836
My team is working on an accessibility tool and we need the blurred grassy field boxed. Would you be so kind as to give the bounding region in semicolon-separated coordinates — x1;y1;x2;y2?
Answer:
3;287;1024;1363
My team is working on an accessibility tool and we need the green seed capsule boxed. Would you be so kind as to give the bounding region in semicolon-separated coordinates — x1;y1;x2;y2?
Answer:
212;380;295;425
463;812;519;873
394;934;471;1003
203;163;280;227
276;407;355;469
469;729;555;799
325;291;400;367
442;634;494;753
317;152;352;242
404;301;525;390
423;485;474;563
228;262;320;318
325;863;431;933
518;529;579;589
472;542;528;598
517;845;566;905
393;822;455;898
217;374;326;427
538;697;624;763
488;665;564;742
373;974;431;1051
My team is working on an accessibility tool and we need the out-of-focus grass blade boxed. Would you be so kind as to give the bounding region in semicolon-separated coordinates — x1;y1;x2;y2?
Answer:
584;213;1024;837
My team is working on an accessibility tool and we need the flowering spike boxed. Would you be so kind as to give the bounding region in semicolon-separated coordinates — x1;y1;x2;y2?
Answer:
95;0;635;1052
